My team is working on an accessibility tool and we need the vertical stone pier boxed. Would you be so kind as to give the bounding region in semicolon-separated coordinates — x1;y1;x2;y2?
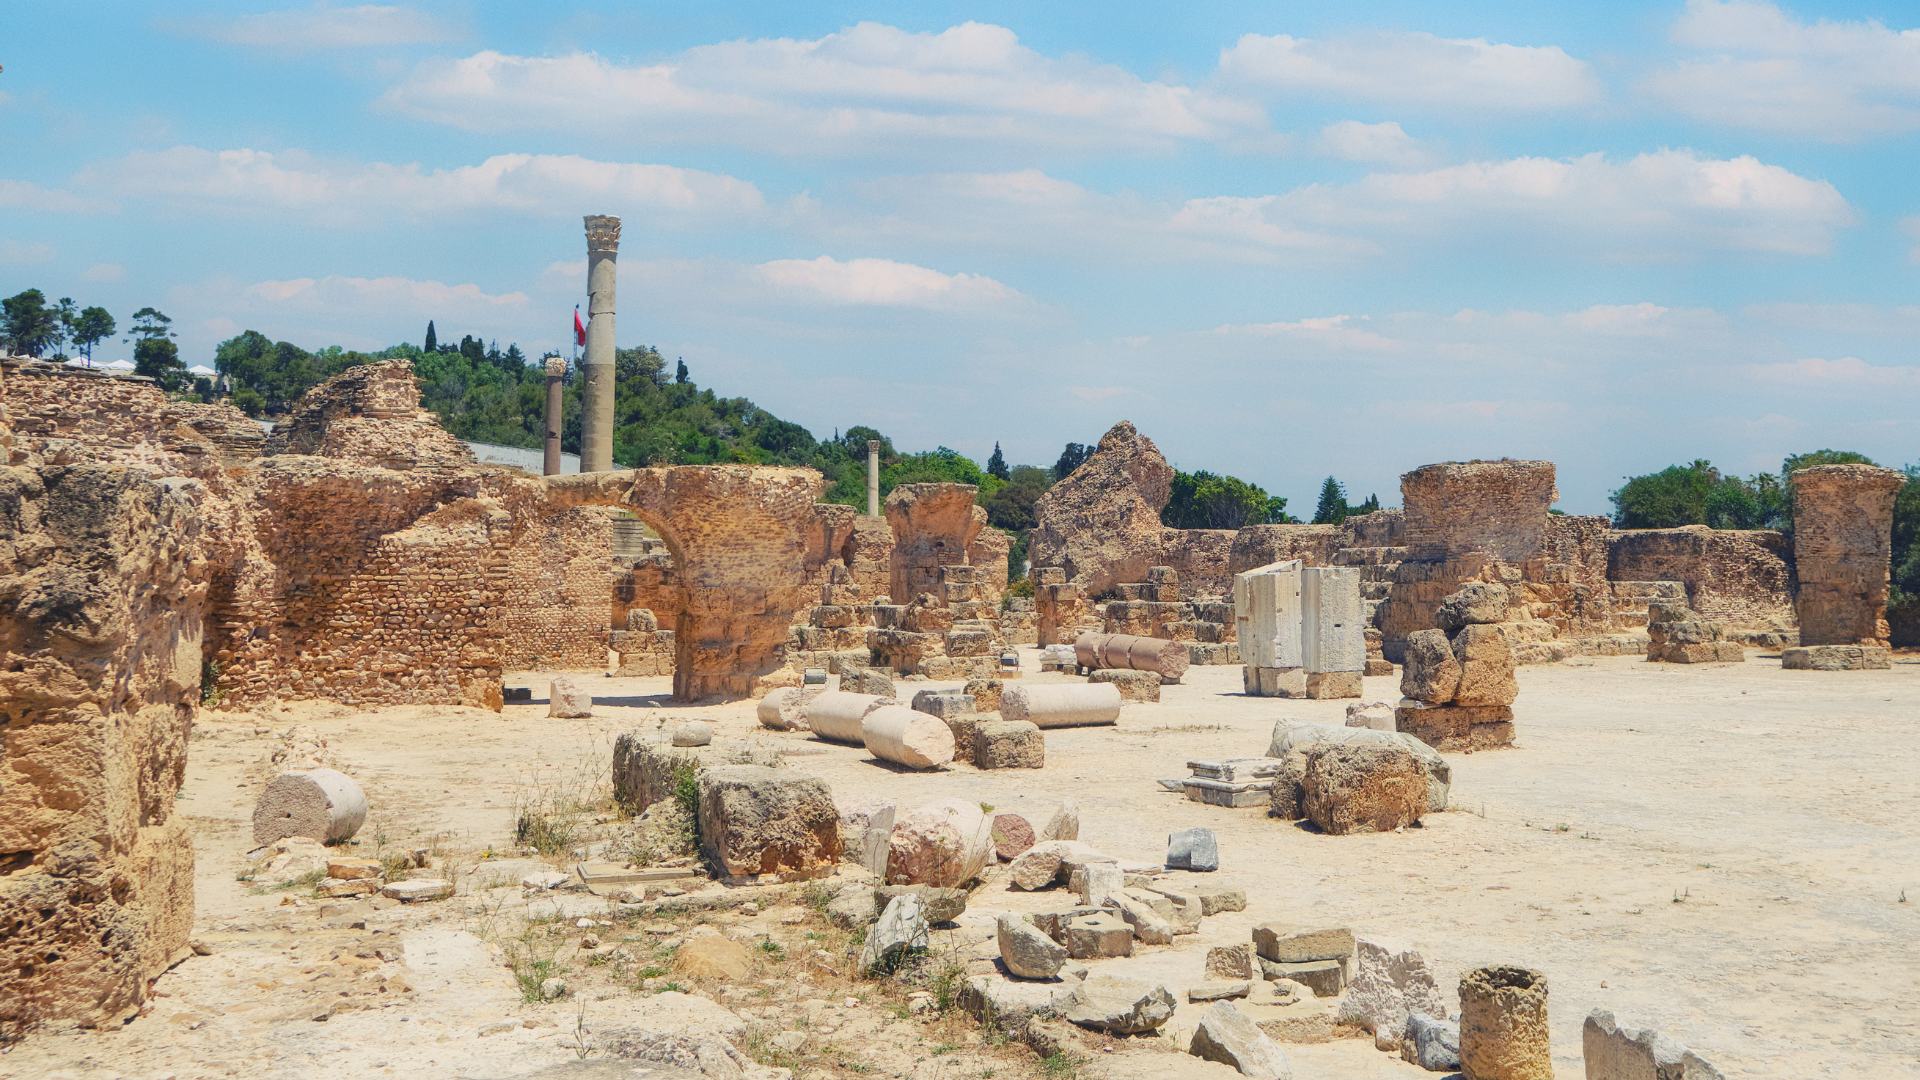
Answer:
1785;463;1906;669
542;355;566;476
867;439;881;517
580;214;621;473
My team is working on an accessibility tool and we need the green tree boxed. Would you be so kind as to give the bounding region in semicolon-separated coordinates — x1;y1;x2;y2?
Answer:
1351;493;1381;515
986;442;1009;480
675;358;689;384
50;297;77;359
1;289;61;357
423;320;437;352
1610;460;1722;528
128;306;186;389
1164;470;1292;529
1053;442;1093;480
1311;476;1350;525
69;306;115;360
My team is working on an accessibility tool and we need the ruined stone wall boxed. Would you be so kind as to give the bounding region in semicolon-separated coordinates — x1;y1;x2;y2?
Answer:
1519;513;1616;639
612;540;677;630
1158;528;1237;599
1401;460;1556;562
1607;526;1795;628
550;466;826;700
489;479;613;671
1228;524;1342;575
1;456;210;1034
885;483;986;602
1029;421;1175;596
208;459;508;710
1;358;262;464
263;360;472;470
1791;464;1907;647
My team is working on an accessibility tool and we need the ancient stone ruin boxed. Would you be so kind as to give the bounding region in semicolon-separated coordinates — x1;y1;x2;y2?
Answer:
1784;463;1907;670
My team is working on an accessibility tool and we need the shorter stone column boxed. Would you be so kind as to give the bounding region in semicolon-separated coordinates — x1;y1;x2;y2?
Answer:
542;355;566;475
1458;965;1552;1080
1786;463;1906;670
867;439;881;517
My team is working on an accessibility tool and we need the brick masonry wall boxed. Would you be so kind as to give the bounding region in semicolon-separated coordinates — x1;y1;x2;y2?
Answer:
487;478;613;671
1607;525;1794;629
1;358;262;464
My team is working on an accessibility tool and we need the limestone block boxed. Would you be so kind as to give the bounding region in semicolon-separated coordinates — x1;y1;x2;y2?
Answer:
1234;559;1302;670
1302;565;1365;674
860;705;956;770
1064;913;1133;958
840;668;897;698
1245;664;1307;698
1267;720;1450;815
860;894;928;973
1253;926;1354;964
695;765;842;880
1166;827;1219;871
671;721;712;747
1259;958;1346;997
963;676;1005;712
1189;1001;1294;1079
1007;839;1108;890
1459;966;1552;1080
1106;891;1174;945
909;689;975;719
1582;1008;1726;1080
1063;974;1175;1034
804;690;893;744
549;677;593;718
1436;583;1511;632
1336;938;1449;1051
1076;862;1126;906
1404;1013;1462;1072
1782;644;1892;670
252;768;368;846
874;884;967;923
1042;801;1080;841
1189;981;1252;1002
997;913;1068;979
1345;701;1396;731
886;798;995;888
1394;702;1515;752
1087;667;1161;702
1451;625;1517;707
757;686;822;731
1400;629;1460;704
1304;671;1363;699
1001;683;1122;729
380;879;453;902
1207;944;1256;981
974;719;1045;769
1302;742;1429;835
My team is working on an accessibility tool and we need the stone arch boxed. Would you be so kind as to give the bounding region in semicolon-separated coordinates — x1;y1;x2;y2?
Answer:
547;465;826;701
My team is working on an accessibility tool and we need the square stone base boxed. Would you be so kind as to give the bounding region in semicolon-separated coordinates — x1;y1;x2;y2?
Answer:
1304;670;1363;699
974;719;1045;769
1244;666;1306;697
1364;658;1395;677
1394;702;1515;752
1782;645;1892;671
1184;778;1274;807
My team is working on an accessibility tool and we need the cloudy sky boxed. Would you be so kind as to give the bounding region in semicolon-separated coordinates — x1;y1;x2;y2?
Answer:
4;1;1917;511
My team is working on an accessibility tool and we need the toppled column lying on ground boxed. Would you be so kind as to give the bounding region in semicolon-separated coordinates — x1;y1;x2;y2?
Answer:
805;690;894;744
1784;463;1906;671
1073;631;1190;681
860;705;956;769
1001;682;1122;729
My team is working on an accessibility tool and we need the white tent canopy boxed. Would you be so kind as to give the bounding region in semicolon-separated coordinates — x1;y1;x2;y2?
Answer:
187;364;218;377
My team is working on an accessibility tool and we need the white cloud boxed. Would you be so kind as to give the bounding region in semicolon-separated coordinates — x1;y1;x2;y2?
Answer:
381;23;1267;155
754;256;1023;310
169;274;531;357
1209;314;1399;351
1219;30;1600;111
81;262;126;283
244;274;527;312
0;179;106;214
1748;355;1920;388
177;4;455;49
0;239;55;265
1315;120;1431;167
1268;149;1853;257
78;147;764;222
1645;0;1920;139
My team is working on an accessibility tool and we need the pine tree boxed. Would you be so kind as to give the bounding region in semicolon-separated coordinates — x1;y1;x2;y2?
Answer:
423;320;437;353
675;358;689;384
986;442;1009;479
1312;476;1349;525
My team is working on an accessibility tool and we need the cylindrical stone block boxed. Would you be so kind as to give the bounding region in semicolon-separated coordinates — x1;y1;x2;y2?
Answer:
1074;632;1189;680
804;690;892;744
542;356;566;476
580;214;621;473
866;440;881;517
757;686;821;731
860;705;956;769
1000;683;1122;729
1458;965;1552;1080
252;768;368;846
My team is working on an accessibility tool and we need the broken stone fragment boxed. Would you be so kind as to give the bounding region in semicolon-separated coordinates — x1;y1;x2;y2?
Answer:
996;913;1068;980
548;677;592;718
860;894;928;973
1062;974;1174;1034
1188;1000;1294;1079
1336;937;1449;1051
252;768;368;846
1165;826;1219;872
380;879;453;903
1399;630;1461;705
1302;742;1430;835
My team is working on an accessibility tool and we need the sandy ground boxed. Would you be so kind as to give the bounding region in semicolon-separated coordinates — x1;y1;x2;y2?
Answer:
8;649;1918;1079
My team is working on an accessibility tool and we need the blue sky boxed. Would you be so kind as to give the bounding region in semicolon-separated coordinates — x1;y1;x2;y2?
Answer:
3;1;1917;512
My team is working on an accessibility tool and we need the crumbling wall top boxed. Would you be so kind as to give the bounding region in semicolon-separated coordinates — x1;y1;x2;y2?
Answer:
264;360;474;470
1401;459;1556;563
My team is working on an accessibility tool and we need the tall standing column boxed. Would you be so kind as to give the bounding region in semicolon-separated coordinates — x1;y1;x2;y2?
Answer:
867;439;881;516
580;214;622;473
541;355;566;475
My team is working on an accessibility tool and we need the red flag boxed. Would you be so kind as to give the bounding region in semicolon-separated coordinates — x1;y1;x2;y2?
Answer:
573;306;587;347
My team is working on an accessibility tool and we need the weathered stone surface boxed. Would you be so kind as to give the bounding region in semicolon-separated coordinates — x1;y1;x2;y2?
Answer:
1582;1008;1726;1080
1258;958;1345;997
611;734;782;815
1459;965;1552;1080
1029;422;1177;597
549;677;593;718
1189;1001;1294;1079
1008;840;1110;890
1337;938;1449;1051
874;884;967;924
1087;667;1162;702
1399;630;1461;704
670;721;713;747
381;878;453;902
909;689;975;720
1791;464;1907;648
826;883;881;929
957;974;1078;1039
1206;944;1256;980
1302;742;1429;835
963;676;1005;712
756;686;821;730
326;856;381;881
990;812;1037;859
1106;891;1174;945
252;768;368;846
1436;583;1511;632
1064;913;1133;958
1253;925;1354;963
1000;682;1122;728
1268;720;1450;816
1393;701;1516;753
1189;981;1252;1002
1451;624;1517;707
886;798;995;887
1166;827;1219;872
804;690;893;744
1076;862;1126;907
1141;883;1203;934
1345;701;1397;731
1041;801;1081;841
1195;884;1247;915
695;765;841;879
997;913;1068;979
1782;644;1892;671
840;668;897;698
673;935;753;981
974;719;1045;769
860;894;928;973
1404;1013;1462;1072
1063;974;1175;1034
860;704;956;769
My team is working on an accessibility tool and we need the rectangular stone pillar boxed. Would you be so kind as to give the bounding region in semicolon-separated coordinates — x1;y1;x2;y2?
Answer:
1235;559;1303;696
1301;565;1364;698
1785;463;1907;669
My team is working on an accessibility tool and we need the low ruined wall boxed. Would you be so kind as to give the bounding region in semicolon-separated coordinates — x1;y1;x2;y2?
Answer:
1607;525;1794;629
1159;527;1237;599
1;358;261;464
1228;524;1342;575
264;360;473;470
490;480;613;671
886;483;985;602
1402;459;1556;562
1;457;208;1034
1521;513;1615;639
209;458;508;710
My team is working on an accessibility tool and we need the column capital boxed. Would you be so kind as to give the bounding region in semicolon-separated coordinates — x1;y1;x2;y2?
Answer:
584;214;623;255
543;356;568;378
